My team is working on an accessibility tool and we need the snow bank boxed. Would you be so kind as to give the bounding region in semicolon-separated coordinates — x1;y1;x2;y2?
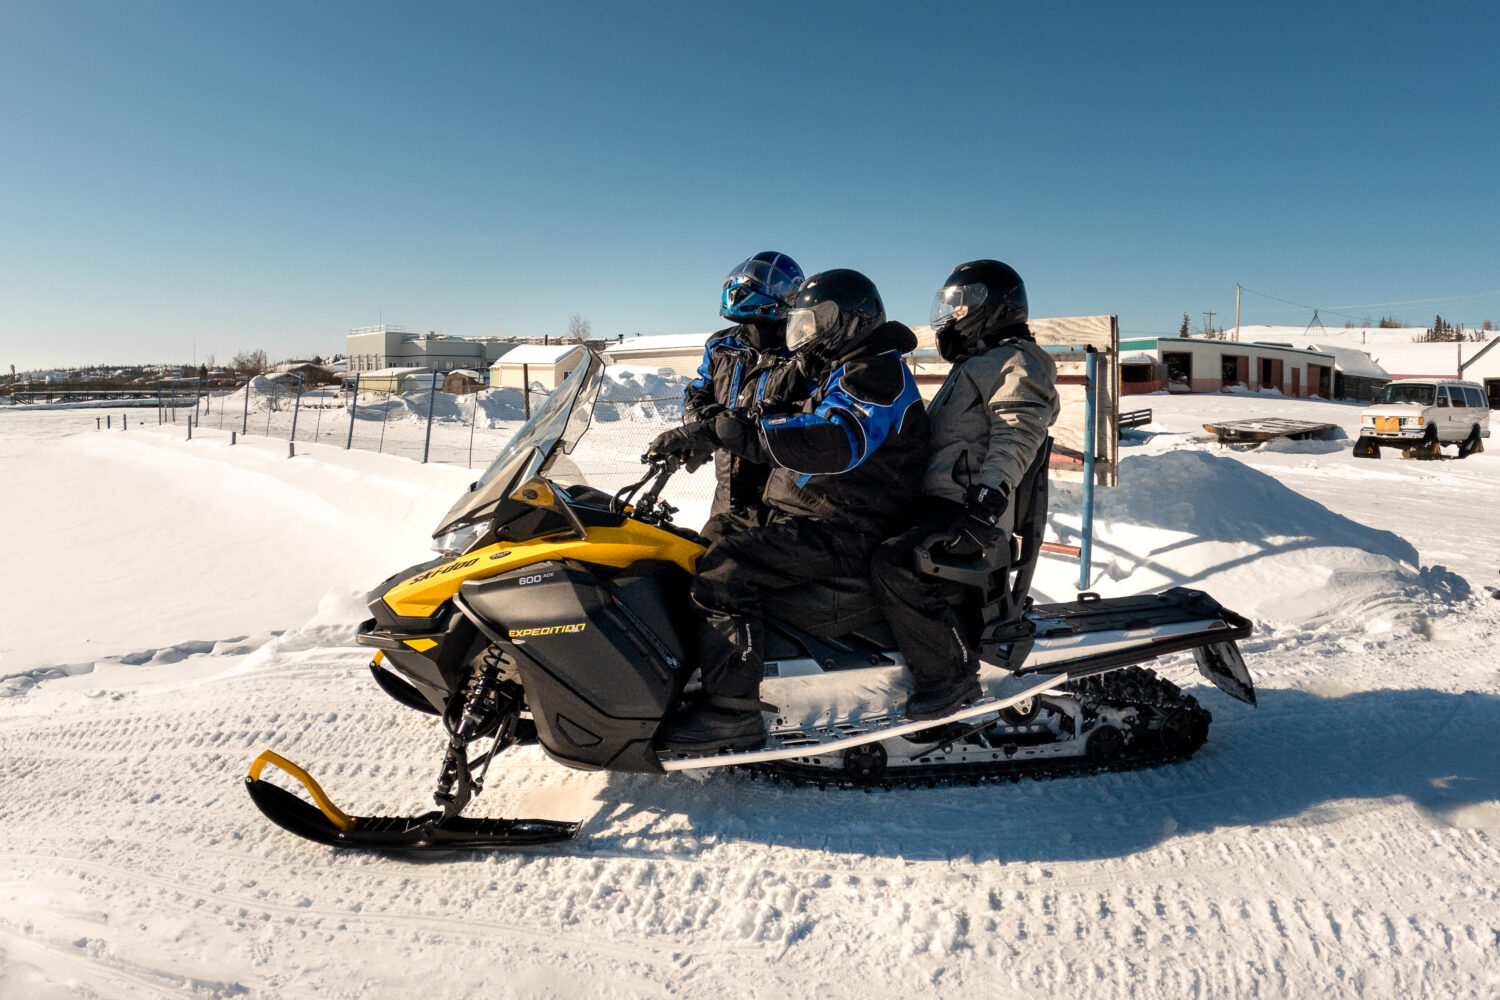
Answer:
1079;450;1423;626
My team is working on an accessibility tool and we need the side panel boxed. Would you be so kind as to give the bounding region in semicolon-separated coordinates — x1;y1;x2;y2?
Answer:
461;562;689;772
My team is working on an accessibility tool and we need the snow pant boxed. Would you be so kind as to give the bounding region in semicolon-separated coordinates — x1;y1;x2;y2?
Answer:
690;514;876;702
698;504;773;547
871;503;985;695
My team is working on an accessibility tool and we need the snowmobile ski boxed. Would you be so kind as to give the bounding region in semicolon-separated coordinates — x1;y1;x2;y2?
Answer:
245;751;579;851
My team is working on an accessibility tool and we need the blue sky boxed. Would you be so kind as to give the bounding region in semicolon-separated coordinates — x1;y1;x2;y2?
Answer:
3;1;1498;370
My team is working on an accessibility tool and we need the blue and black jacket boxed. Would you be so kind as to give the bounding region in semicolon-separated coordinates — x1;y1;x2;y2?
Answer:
741;321;929;535
683;323;807;516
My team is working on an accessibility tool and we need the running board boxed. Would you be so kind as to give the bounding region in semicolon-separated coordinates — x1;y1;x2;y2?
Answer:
659;671;1065;771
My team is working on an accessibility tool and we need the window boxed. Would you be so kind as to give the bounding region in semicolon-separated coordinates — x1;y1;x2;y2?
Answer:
1373;383;1435;405
1463;386;1485;408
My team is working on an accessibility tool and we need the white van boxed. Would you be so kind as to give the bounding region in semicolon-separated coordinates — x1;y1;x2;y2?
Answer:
1352;378;1490;459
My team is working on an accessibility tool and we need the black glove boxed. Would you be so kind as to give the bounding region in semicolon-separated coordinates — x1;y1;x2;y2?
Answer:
711;411;757;455
928;482;1011;559
648;421;718;471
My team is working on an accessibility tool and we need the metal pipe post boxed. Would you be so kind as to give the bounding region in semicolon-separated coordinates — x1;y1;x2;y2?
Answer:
346;374;360;449
1079;347;1098;592
422;371;438;463
288;374;305;457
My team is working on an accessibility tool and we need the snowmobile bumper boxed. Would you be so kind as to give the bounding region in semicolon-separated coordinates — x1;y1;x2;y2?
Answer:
244;751;579;851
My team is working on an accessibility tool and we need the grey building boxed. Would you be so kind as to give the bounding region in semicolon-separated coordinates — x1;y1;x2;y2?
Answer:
345;326;520;376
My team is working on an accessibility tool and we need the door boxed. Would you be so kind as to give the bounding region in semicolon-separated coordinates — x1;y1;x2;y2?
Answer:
1486;379;1500;411
1291;368;1301;397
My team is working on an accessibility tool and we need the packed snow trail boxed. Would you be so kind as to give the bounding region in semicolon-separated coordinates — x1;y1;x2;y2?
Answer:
1;401;1498;999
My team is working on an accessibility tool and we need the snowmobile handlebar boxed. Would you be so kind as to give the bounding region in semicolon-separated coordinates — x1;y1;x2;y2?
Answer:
610;453;681;525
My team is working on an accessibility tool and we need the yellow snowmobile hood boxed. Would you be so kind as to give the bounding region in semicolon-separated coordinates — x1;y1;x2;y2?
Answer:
381;521;705;620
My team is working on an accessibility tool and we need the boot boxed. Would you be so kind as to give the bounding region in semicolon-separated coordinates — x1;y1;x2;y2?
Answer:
905;678;983;722
657;695;771;753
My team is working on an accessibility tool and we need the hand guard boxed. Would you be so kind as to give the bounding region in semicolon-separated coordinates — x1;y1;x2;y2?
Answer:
648;421;718;472
927;482;1011;559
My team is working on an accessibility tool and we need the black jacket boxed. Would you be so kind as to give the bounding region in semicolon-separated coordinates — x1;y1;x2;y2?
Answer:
720;322;929;535
683;324;806;516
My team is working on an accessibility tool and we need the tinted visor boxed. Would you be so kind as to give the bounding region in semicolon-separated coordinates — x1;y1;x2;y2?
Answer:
930;282;989;327
785;300;839;351
725;256;803;304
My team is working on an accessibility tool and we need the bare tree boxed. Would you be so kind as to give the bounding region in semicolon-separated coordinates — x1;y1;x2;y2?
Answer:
231;349;269;374
567;313;592;343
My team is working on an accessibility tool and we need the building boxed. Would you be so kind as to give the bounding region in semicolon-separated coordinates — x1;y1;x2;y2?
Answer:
443;370;486;394
490;344;587;391
1461;338;1500;408
603;333;713;377
1305;344;1391;402
356;367;432;392
345;325;518;376
1117;337;1335;398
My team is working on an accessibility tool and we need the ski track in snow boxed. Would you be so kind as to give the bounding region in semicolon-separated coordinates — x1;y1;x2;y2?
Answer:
2;400;1500;998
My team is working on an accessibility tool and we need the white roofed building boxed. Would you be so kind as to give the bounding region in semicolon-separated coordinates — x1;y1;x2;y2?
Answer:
489;344;587;391
603;333;713;378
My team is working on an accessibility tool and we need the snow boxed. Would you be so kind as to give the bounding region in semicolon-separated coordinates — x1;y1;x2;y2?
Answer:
3;390;1500;998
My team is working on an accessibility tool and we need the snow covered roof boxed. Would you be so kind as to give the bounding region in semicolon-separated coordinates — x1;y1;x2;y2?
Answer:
1308;345;1390;379
490;344;587;366
1120;351;1158;365
447;369;482;379
605;332;714;353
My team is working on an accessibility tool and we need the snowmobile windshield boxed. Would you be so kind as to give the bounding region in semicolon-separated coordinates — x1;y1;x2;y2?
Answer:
1372;383;1435;406
475;349;604;489
430;350;605;539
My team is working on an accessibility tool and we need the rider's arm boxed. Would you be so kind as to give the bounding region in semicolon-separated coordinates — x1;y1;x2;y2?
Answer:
682;339;730;423
976;344;1061;492
756;352;921;476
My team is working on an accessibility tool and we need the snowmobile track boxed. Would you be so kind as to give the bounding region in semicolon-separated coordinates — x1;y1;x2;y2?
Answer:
745;668;1210;790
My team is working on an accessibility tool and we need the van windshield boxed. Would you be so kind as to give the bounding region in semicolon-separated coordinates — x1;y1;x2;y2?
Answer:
1373;383;1435;406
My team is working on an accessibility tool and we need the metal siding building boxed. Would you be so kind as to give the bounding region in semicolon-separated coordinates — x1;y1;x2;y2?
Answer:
1118;337;1336;398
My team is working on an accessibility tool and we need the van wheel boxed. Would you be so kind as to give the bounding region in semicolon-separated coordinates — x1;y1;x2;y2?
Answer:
1458;424;1484;458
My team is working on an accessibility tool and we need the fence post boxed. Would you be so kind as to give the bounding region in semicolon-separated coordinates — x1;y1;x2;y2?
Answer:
467;387;479;468
288;374;305;458
123;414;128;431
1079;347;1098;592
346;373;360;449
194;377;203;421
157;381;163;424
422;371;439;464
242;376;251;434
522;364;531;418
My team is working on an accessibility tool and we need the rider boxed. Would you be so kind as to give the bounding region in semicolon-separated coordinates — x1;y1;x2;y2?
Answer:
669;251;807;543
651;269;930;751
871;260;1060;721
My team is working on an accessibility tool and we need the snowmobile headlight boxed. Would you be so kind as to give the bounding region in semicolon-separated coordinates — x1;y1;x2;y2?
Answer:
431;521;487;556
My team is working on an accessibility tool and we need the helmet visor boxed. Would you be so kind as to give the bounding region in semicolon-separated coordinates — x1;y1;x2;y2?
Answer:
930;282;989;327
725;256;804;305
785;300;839;351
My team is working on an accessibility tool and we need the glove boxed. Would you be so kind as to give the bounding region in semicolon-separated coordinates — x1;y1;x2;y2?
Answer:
648;421;718;471
711;411;756;455
927;482;1011;559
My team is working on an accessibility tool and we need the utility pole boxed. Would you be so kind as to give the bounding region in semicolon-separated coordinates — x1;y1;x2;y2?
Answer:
1203;311;1216;338
1234;284;1241;342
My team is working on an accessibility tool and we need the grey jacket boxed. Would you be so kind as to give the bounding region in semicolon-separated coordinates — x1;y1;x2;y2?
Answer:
920;337;1060;504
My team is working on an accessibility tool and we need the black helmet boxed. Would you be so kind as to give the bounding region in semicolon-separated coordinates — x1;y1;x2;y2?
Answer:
785;269;885;371
931;259;1029;362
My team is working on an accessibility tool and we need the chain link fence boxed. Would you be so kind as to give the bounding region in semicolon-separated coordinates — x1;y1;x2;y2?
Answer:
157;370;719;521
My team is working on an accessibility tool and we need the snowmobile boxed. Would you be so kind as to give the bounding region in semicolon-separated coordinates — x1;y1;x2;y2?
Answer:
246;349;1257;852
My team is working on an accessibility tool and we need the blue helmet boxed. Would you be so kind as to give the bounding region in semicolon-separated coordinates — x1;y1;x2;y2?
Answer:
720;251;804;322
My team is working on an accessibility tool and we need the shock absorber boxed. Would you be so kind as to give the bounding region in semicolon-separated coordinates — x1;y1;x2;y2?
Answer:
434;645;518;819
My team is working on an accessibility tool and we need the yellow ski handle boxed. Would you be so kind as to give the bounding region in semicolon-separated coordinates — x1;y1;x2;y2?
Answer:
247;750;358;832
